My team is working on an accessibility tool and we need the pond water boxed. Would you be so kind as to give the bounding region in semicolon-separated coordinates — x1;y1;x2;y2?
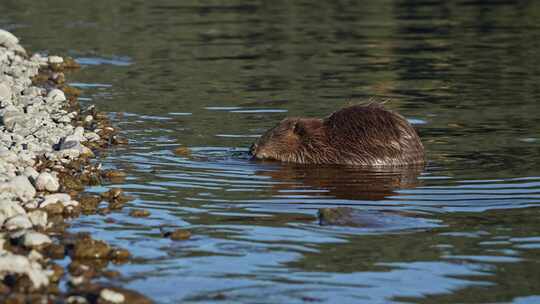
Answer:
2;0;540;303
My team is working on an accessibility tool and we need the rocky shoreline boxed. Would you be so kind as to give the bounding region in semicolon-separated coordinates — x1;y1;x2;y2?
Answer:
0;29;152;303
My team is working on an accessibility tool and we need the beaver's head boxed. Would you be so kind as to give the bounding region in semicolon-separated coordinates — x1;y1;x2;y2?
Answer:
250;118;324;163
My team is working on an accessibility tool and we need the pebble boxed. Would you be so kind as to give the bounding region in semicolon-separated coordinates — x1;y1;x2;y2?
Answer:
0;199;26;222
1;175;36;202
173;147;191;156
1;109;25;131
63;200;79;207
100;288;125;303
4;214;33;230
23;166;40;180
72;237;111;259
67;296;89;304
0;252;50;288
84;131;100;142
129;209;150;218
40;193;71;207
0;28;25;53
0;82;11;101
0;29;140;295
84;115;93;125
0;28;19;48
43;202;64;215
35;172;60;192
28;210;48;228
48;56;64;64
167;229;192;241
22;231;52;247
47;88;66;103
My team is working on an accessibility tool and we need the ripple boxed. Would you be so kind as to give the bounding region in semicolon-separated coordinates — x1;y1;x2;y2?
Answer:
230;109;288;113
69;82;112;88
76;56;132;66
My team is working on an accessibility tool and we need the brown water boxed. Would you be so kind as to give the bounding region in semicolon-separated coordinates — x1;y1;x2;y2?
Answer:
3;0;540;303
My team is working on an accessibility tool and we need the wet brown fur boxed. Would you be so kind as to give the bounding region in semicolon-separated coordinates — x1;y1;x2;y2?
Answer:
250;104;425;166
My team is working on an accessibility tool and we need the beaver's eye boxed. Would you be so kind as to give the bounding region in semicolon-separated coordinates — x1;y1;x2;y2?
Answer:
292;121;304;135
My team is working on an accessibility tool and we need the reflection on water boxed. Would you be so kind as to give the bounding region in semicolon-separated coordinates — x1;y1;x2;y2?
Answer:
255;164;424;201
2;0;540;303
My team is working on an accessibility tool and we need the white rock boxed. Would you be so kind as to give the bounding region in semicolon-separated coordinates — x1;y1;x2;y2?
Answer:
48;56;63;64
100;289;125;303
22;86;43;97
58;140;83;159
58;114;72;123
0;251;50;288
73;126;85;138
0;199;26;221
0;29;25;54
63;200;79;207
40;193;71;207
28;210;47;228
4;214;32;230
60;139;82;151
23;200;39;209
8;229;26;240
80;146;95;158
0;29;19;47
30;53;47;64
35;172;60;192
0;150;18;163
47;88;66;102
0;175;36;202
0;82;11;101
1;109;25;131
68;275;85;286
23;166;39;180
66;296;89;304
84;132;100;142
28;250;44;262
22;231;52;247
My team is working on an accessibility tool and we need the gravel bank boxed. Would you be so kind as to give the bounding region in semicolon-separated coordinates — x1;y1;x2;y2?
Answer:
0;29;152;303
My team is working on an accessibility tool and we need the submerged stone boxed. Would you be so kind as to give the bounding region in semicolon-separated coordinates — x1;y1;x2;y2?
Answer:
173;147;191;157
128;209;150;218
58;173;84;191
102;170;126;179
110;248;130;261
79;195;101;213
72;237;111;259
166;229;191;241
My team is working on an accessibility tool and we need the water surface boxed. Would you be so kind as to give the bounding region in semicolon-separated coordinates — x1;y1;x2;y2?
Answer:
2;1;540;303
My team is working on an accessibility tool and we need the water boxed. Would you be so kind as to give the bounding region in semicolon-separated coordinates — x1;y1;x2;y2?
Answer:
3;0;540;303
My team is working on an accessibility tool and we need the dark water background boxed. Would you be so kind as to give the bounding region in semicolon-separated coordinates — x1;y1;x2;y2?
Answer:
2;0;540;303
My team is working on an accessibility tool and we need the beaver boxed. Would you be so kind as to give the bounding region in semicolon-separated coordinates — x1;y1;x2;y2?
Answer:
250;104;425;166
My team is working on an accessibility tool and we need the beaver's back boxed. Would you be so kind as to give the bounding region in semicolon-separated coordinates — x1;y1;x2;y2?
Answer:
322;104;424;166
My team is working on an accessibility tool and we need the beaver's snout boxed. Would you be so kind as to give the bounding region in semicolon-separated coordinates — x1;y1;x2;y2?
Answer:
249;143;261;160
249;143;257;155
